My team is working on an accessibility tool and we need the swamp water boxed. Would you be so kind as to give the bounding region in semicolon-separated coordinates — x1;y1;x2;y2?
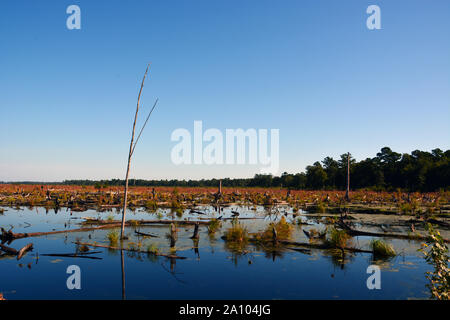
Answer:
0;206;437;299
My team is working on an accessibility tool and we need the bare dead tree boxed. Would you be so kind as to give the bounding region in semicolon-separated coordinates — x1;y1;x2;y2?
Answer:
120;64;159;239
345;152;350;202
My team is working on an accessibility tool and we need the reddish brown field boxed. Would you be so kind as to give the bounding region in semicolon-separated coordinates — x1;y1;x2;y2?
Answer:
0;184;448;210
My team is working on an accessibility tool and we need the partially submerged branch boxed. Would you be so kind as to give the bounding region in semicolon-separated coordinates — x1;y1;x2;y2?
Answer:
0;243;33;260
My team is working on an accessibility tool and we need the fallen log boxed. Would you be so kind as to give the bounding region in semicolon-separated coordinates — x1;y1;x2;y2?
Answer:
222;236;372;254
277;240;372;254
82;219;211;226
197;217;265;221
0;218;214;241
413;218;450;229
288;247;312;254
74;241;187;260
190;210;206;215
336;220;450;243
0;224;124;241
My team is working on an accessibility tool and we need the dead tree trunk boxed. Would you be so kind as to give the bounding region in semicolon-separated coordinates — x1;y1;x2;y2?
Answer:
345;152;350;202
272;226;278;245
121;64;151;240
169;223;178;247
190;222;200;239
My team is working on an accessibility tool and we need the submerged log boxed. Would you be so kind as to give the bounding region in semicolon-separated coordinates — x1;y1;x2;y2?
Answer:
74;241;186;259
41;253;102;260
277;240;372;254
134;230;158;238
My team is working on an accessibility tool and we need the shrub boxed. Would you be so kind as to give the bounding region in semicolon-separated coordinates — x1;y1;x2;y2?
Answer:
419;224;450;300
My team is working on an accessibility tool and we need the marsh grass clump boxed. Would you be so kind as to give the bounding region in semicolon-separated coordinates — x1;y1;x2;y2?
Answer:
208;219;222;234
254;216;293;243
174;207;184;217
324;216;338;224
156;211;164;219
399;201;418;215
327;227;351;249
145;199;158;212
78;244;90;253
147;243;159;255
107;230;119;246
370;239;396;257
128;219;140;227
224;219;249;244
106;214;115;222
127;241;143;251
316;201;327;213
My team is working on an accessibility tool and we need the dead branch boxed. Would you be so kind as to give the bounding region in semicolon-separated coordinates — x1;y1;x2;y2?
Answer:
0;243;33;260
17;243;33;260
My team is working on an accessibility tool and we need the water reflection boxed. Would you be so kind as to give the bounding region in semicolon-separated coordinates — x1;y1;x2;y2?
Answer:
0;205;434;299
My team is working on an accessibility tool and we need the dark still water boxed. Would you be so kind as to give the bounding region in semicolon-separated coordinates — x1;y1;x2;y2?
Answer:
0;207;431;299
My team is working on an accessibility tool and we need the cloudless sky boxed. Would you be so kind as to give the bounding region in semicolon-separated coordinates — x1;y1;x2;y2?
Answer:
1;0;449;181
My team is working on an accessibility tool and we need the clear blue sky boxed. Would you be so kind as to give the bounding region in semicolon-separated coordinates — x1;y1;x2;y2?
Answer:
1;0;449;181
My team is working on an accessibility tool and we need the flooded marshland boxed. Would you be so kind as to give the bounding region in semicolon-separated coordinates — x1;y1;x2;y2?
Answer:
1;204;446;300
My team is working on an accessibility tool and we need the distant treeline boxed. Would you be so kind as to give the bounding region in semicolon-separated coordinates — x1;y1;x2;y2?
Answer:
3;147;449;192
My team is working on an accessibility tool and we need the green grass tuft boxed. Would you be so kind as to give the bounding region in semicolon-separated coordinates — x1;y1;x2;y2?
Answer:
370;239;396;257
327;227;351;249
106;230;119;246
